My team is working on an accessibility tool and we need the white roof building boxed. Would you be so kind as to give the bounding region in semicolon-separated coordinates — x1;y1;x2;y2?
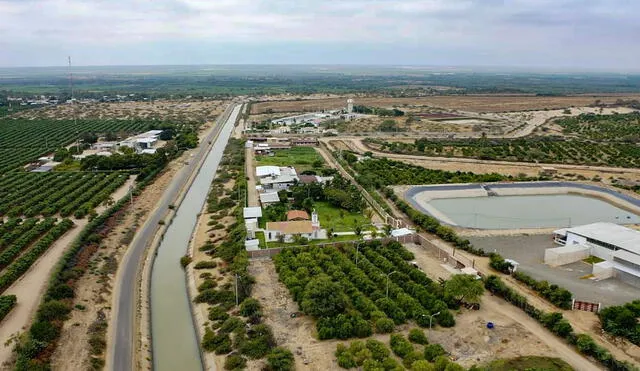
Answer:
243;207;263;219
259;192;280;205
552;222;640;287
256;166;281;178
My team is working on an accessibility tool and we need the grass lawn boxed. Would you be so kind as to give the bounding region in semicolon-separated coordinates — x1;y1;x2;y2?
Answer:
255;147;324;173
314;201;370;233
478;356;573;371
583;255;605;264
255;231;266;249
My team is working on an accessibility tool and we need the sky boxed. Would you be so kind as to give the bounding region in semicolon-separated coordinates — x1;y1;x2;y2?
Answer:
0;0;639;70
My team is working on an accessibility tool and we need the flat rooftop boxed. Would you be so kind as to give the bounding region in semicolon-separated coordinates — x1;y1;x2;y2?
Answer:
563;222;640;255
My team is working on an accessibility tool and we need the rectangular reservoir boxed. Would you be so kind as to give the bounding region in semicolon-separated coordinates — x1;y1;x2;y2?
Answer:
427;194;640;229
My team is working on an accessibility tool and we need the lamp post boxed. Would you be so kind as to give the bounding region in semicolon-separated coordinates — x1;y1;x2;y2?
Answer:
428;312;440;337
384;271;397;298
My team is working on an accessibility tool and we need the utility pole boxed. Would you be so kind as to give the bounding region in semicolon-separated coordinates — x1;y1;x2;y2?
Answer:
355;242;361;266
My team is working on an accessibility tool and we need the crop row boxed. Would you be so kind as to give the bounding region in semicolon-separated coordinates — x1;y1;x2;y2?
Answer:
0;295;16;322
0;219;74;294
555;112;640;141
0;117;200;172
274;240;454;340
0;218;56;270
0;172;128;218
368;137;640;168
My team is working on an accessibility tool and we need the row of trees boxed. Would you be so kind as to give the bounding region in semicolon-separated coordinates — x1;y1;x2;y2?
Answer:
484;275;635;371
367;136;640;169
274;241;469;341
336;332;462;370
598;300;640;346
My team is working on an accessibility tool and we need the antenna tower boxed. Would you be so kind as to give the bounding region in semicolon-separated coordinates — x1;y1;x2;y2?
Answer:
68;56;80;152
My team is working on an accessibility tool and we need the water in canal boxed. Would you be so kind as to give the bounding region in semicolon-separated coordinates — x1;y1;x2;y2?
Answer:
428;194;640;229
150;106;239;371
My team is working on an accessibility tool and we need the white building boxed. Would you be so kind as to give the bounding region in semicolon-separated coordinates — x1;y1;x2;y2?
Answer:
256;166;299;191
549;223;640;287
264;209;326;242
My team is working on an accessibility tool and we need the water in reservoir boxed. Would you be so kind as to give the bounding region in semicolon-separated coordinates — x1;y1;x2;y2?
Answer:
428;194;640;229
150;106;239;371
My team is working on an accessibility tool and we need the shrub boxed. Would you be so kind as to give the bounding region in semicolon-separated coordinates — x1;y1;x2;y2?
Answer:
390;334;414;358
266;347;295;371
219;317;245;334
238;324;276;359
180;255;192;268
239;298;261;317
423;344;446;362
224;353;246;370
402;350;425;369
194;260;218;269
208;306;230;322
198;279;218;292
408;328;428;345
375;318;395;333
412;360;436;371
365;339;390;361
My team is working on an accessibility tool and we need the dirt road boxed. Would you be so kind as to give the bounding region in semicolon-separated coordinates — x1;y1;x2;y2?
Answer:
403;243;600;370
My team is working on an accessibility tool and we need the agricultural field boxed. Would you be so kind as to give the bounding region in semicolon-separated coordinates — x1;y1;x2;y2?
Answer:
273;241;466;339
0;172;129;218
255;147;324;173
366;137;640;168
553;112;640;141
12;100;224;123
0;117;166;172
251;95;640;114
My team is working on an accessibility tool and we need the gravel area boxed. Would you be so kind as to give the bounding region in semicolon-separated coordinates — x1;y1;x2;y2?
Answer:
468;234;640;306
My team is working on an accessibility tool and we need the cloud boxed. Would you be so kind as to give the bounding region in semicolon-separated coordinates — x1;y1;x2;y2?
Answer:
0;0;638;69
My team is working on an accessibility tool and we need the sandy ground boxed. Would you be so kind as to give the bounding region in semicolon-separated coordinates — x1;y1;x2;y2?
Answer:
49;145;200;370
0;172;139;367
251;95;640;114
0;219;86;368
335;138;640;184
248;255;601;370
14;100;226;123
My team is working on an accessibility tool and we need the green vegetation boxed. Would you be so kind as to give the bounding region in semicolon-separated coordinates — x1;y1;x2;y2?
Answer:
474;356;573;371
266;347;295;371
0;295;17;321
255;147;324;173
484;275;635;371
583;255;605;264
274;240;458;341
0;172;128;218
335;336;464;370
196;138;293;366
598;300;640;346
368;136;640;168
314;201;370;233
556;112;640;142
489;255;573;310
0;117;200;173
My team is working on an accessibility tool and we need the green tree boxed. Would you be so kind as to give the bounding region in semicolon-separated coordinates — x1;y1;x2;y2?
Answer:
301;275;347;318
239;298;261;317
444;274;484;304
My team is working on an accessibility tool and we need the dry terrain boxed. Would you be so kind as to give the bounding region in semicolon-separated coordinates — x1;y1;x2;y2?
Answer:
248;254;596;370
14;99;225;122
49;104;225;370
251;95;640;114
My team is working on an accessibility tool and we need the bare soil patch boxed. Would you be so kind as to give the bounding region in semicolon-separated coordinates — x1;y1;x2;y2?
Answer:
252;95;640;114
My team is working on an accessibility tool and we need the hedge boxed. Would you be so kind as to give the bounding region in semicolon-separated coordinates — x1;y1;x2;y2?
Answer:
484;275;636;371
